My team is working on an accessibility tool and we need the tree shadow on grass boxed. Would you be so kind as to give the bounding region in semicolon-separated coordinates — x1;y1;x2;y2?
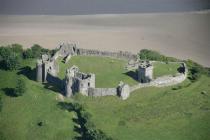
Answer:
58;102;112;140
123;71;138;81
57;102;83;139
1;88;17;97
17;66;36;81
57;102;75;112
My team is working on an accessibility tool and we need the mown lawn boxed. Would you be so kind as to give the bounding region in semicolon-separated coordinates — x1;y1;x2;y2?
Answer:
153;62;181;78
57;56;138;88
0;59;75;140
0;57;210;140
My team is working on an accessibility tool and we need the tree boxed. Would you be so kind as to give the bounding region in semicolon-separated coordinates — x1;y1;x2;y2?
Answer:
10;44;23;55
0;47;21;70
31;44;42;58
23;44;53;59
5;53;21;70
14;78;26;96
139;49;178;62
23;49;34;58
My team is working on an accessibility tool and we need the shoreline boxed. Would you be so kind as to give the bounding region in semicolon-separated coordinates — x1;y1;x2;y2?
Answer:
0;11;209;66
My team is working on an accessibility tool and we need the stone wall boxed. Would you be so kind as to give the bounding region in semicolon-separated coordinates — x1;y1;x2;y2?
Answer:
152;73;186;87
88;88;117;97
77;48;137;60
53;43;138;61
130;62;188;92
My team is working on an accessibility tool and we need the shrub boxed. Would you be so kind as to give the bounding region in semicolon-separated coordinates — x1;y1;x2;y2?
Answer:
14;78;26;96
138;49;178;62
185;59;208;82
86;129;113;140
172;85;182;90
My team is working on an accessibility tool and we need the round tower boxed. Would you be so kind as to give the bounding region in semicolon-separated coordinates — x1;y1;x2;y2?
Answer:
65;76;73;97
36;59;43;82
117;81;130;100
138;61;153;83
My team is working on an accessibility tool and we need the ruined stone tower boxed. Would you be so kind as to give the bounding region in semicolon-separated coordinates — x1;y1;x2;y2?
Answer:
117;81;130;100
36;54;59;83
137;61;153;83
36;59;43;82
65;76;73;97
64;65;95;96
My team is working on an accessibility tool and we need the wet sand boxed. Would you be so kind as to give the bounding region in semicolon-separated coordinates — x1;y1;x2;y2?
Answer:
0;11;209;66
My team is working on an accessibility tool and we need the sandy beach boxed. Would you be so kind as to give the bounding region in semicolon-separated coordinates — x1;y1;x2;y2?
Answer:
0;11;209;66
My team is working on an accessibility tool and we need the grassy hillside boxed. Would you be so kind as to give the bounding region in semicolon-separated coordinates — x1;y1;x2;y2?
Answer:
0;57;210;140
0;59;75;140
73;76;210;140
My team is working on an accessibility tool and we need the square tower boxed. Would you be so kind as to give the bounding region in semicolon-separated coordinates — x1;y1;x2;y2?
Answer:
138;61;153;83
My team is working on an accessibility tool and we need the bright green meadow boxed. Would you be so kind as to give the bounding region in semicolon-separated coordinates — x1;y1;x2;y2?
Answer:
0;56;209;140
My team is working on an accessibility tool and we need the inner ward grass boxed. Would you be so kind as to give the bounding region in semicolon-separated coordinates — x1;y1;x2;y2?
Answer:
57;56;138;88
153;62;181;79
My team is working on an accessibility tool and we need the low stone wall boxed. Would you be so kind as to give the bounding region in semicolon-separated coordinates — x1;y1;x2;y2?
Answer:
77;48;137;60
130;62;188;92
152;73;186;87
88;88;117;97
130;83;152;92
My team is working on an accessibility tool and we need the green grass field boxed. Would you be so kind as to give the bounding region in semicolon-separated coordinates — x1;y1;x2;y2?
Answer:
0;57;210;140
57;56;138;87
73;76;210;140
153;62;181;78
0;59;76;140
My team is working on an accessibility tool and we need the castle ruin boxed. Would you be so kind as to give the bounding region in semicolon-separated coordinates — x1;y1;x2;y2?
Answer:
36;43;187;100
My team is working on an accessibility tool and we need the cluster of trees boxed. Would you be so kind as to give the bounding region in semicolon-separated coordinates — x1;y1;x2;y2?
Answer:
0;44;23;70
185;60;209;82
63;102;112;140
139;49;178;62
23;44;57;59
0;44;57;70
